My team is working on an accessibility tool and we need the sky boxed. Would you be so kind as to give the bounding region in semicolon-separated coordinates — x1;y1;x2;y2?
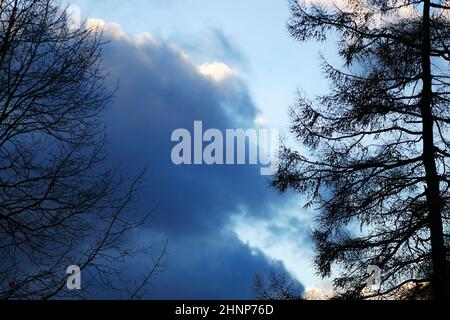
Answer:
65;0;336;299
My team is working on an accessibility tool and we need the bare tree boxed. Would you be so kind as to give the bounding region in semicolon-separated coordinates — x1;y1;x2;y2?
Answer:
0;0;164;299
274;0;450;299
254;270;304;300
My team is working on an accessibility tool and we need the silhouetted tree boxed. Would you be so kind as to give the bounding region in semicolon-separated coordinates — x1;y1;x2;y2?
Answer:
274;0;450;299
254;269;304;300
0;0;165;299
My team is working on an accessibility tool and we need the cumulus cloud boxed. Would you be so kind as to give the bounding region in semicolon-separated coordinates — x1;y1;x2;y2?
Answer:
91;20;308;298
198;62;235;82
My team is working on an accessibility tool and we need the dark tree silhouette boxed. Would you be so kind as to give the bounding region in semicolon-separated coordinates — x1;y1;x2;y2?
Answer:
0;0;165;299
254;269;304;300
273;0;450;299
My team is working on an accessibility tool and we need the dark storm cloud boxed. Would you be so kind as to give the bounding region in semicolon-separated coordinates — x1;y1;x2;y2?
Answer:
96;22;303;299
147;234;279;299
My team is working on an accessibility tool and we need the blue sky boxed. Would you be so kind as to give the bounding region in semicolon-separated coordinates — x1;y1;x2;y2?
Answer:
65;0;336;299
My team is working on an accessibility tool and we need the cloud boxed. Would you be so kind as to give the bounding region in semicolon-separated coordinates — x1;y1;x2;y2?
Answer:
147;233;286;299
230;198;326;291
92;20;309;298
254;116;268;127
303;287;333;300
168;27;248;70
209;27;248;67
198;62;235;82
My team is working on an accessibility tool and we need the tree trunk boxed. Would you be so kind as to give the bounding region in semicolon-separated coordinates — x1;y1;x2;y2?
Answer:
421;0;448;300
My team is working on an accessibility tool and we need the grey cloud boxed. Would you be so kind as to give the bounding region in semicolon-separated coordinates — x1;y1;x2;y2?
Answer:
95;23;303;299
